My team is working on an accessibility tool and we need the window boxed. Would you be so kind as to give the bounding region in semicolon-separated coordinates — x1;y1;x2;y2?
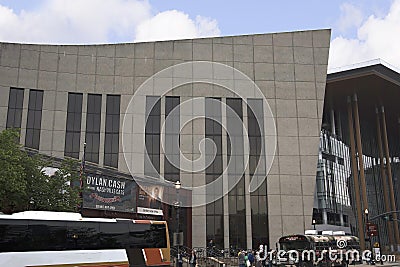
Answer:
104;95;120;168
85;94;102;163
6;87;24;129
247;99;269;248
205;97;224;248
65;93;83;159
25;89;44;149
164;96;180;182
226;98;246;249
145;96;161;177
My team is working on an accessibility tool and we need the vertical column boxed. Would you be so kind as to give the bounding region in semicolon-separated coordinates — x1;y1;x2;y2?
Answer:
352;94;368;210
347;96;366;250
380;106;400;248
221;98;230;250
160;97;165;179
375;107;395;248
243;100;252;250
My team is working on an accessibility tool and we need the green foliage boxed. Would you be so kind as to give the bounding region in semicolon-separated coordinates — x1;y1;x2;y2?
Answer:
0;128;82;214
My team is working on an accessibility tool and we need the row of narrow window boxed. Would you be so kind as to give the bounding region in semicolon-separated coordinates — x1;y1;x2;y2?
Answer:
6;88;120;168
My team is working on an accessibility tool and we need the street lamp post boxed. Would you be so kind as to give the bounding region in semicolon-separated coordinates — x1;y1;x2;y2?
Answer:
365;209;375;265
175;181;181;267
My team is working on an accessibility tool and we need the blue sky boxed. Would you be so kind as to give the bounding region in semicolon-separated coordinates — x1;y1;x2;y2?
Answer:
0;0;399;69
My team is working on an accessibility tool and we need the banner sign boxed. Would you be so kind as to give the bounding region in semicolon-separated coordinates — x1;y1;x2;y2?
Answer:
137;185;164;215
83;174;136;213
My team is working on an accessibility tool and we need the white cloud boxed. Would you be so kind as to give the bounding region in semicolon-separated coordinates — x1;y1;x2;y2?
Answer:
0;0;220;44
337;3;364;33
135;10;220;42
329;0;400;70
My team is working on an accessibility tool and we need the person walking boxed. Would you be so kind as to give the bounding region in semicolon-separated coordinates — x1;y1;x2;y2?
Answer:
248;250;255;266
189;250;197;267
238;250;246;267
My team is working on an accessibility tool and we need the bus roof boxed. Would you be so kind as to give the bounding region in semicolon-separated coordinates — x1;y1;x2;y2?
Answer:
0;211;167;224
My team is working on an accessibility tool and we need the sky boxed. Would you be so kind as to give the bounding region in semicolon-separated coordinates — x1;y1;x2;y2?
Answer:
0;0;399;70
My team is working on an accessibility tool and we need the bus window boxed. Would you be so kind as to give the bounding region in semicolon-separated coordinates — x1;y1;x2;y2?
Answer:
280;241;310;251
99;221;130;249
66;221;100;250
128;223;167;248
28;220;67;251
0;219;29;252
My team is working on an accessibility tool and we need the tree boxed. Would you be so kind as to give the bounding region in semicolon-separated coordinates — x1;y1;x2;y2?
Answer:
0;128;82;213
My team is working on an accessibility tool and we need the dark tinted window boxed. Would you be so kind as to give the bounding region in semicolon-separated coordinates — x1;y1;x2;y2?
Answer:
66;221;100;250
25;89;43;149
86;94;102;163
145;96;161;177
205;97;224;248
104;95;120;168
28;220;67;251
65;93;83;158
164;96;180;182
0;219;29;252
128;223;167;248
6;87;24;130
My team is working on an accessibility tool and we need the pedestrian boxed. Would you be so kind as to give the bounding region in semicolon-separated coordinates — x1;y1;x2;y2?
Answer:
248;250;255;266
238;250;246;267
177;253;183;267
189;250;197;267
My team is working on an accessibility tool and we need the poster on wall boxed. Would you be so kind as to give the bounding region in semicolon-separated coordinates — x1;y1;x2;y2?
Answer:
137;185;164;216
83;174;136;213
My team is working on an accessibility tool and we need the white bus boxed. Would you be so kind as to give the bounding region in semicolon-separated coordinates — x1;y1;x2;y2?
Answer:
0;211;171;267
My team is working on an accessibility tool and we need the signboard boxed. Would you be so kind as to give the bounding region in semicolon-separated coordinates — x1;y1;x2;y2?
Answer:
137;185;164;215
83;174;136;213
366;222;378;236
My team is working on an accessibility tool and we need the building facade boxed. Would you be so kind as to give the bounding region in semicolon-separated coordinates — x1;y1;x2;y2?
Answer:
313;61;400;252
0;29;330;249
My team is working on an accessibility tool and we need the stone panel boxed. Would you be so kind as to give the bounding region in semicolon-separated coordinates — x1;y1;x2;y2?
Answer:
39;52;58;72
278;155;301;175
254;63;274;81
38;71;57;91
268;195;281;215
58;54;77;73
280;175;302;195
273;32;293;47
267;174;280;195
77;55;96;75
213;44;233;62
297;99;317;118
296;82;316;100
281;196;304;216
276;81;295;99
1;44;20;67
173;41;193;61
97;56;115;76
276;99;297;118
278;136;299;156
294;64;315;82
282;215;304;235
276;117;298;137
253;34;272;45
253;45;273;63
274;46;294;64
233;44;253;62
274;64;295;82
18;69;37;89
294;47;314;64
293;31;313;47
0;67;18;87
20;49;39;70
